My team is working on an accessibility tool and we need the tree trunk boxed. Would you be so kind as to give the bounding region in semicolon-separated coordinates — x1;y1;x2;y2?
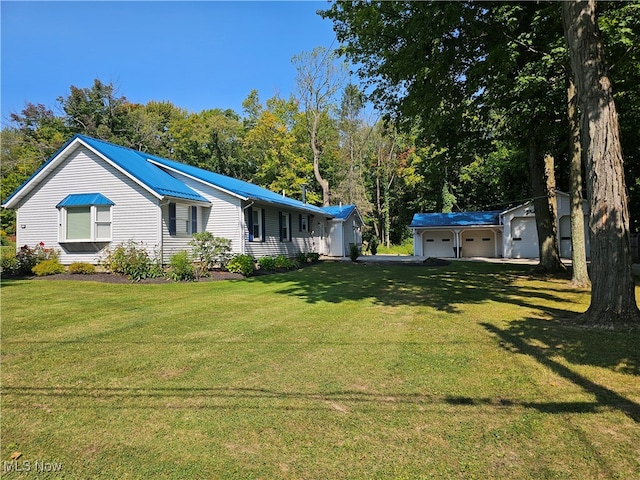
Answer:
563;0;640;328
567;75;591;288
528;143;566;273
309;112;331;206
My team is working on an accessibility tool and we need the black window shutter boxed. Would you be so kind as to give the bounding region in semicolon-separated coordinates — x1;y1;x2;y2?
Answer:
168;203;176;236
261;209;266;242
289;214;292;240
279;212;283;242
247;206;254;242
191;206;197;233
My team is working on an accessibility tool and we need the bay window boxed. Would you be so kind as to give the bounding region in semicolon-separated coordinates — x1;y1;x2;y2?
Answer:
57;193;113;242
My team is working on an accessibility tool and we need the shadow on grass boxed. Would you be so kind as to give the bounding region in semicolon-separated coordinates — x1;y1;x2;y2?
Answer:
0;385;632;418
254;261;581;315
482;321;640;422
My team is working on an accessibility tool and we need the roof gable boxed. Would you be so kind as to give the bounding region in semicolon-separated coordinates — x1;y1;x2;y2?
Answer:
3;135;208;207
410;211;501;228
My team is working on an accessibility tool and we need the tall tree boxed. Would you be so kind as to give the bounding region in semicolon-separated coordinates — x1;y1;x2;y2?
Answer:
58;79;130;143
334;84;374;218
567;76;591;288
293;47;346;206
563;0;640;327
244;96;318;203
169;108;250;179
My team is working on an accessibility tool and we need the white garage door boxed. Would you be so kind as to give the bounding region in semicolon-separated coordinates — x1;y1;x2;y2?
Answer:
461;229;496;257
511;218;538;258
423;231;455;258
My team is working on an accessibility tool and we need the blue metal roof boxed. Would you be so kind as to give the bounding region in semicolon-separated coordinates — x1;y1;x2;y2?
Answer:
322;204;356;220
76;135;208;202
410;211;501;228
56;193;114;208
148;155;330;216
3;134;334;217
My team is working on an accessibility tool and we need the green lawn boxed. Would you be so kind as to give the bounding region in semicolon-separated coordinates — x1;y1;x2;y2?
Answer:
1;261;639;479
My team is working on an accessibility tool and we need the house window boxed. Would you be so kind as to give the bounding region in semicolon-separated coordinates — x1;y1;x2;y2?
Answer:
95;206;112;239
56;193;114;242
247;207;265;242
169;203;197;235
280;212;291;242
62;205;111;241
299;214;308;233
191;206;198;234
253;208;262;241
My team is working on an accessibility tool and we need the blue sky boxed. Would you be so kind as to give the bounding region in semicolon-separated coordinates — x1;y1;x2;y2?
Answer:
1;1;338;124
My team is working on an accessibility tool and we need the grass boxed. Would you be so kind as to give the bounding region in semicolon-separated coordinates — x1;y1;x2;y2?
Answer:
1;261;639;479
369;239;414;256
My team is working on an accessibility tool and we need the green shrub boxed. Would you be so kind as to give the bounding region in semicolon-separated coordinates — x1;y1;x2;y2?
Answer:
295;251;320;264
190;232;232;270
103;240;163;282
226;254;255;276
68;262;96;274
306;252;320;263
350;244;361;262
32;259;66;276
167;251;195;282
275;255;297;270
257;256;278;272
1;248;18;275
369;236;379;256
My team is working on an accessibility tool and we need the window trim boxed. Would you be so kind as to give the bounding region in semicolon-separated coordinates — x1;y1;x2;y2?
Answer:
280;212;292;242
59;204;112;243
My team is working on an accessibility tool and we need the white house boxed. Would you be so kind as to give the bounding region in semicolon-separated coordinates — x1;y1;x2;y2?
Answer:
2;134;362;264
410;192;590;259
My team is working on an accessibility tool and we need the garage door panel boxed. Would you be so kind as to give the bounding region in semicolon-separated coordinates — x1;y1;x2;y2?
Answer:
423;231;455;258
462;229;496;257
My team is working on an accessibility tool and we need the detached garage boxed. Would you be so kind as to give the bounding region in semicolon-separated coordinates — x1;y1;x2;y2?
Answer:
411;192;590;260
410;211;502;258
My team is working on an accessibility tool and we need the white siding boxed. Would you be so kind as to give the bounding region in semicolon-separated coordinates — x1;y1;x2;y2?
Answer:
325;211;364;257
15;146;160;264
159;170;326;259
245;207;319;258
158;173;243;263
